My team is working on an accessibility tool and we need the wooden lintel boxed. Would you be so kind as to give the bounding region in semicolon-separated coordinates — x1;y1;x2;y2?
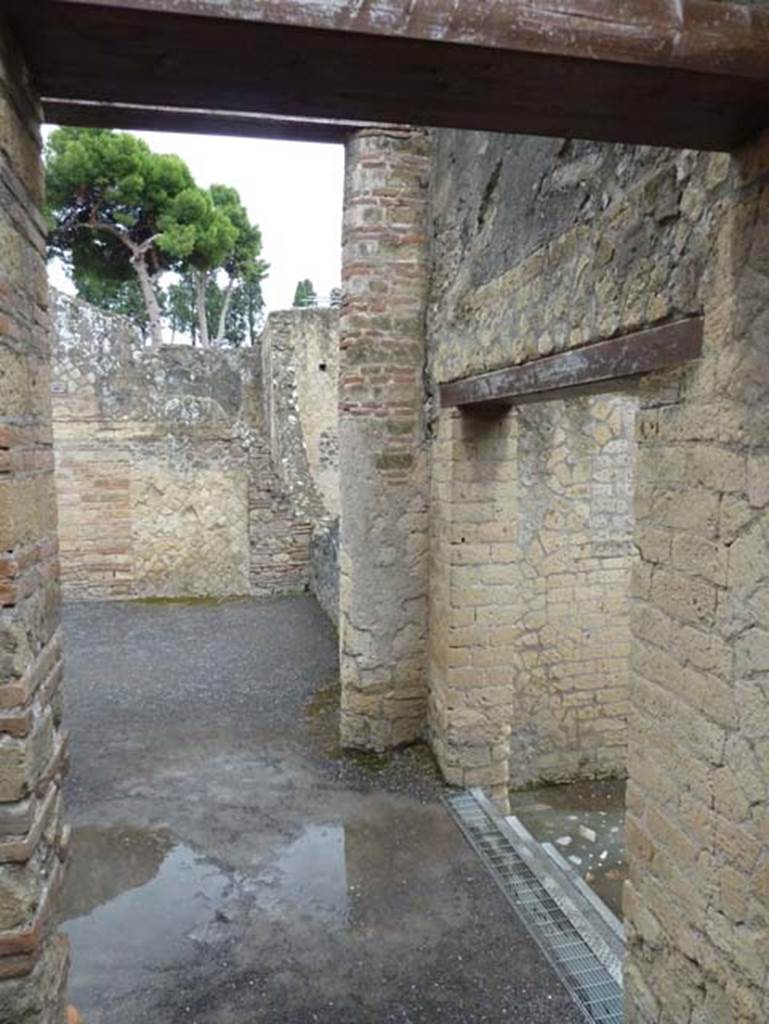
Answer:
439;319;703;410
6;2;769;152
28;0;769;82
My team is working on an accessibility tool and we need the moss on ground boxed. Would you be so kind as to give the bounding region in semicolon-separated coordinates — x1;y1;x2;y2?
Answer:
304;678;443;786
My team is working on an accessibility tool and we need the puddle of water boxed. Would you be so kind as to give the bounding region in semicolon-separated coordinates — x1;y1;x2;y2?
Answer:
61;825;234;1007
60;802;467;1020
509;779;627;918
248;824;348;923
60;820;351;1012
59;824;175;921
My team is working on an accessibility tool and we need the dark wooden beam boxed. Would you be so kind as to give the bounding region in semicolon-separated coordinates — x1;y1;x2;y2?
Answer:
6;2;769;151
43;100;371;144
38;0;769;81
439;319;704;409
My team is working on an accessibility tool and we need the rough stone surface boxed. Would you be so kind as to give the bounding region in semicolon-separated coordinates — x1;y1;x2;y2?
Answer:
259;307;341;622
338;129;432;751
427;133;708;383
310;517;339;627
261;307;340;522
0;23;68;1023
51;293;329;600
622;137;769;1024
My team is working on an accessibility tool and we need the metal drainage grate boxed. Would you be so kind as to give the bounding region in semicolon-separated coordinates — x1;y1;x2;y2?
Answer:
445;789;624;1024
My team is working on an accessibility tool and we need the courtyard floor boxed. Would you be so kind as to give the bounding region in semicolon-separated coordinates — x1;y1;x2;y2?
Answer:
58;595;582;1024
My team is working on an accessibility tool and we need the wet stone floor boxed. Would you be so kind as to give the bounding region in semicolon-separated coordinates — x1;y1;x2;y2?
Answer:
59;596;582;1024
508;779;627;920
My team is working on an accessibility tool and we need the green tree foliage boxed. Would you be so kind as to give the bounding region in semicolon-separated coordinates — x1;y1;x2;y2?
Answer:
45;127;268;348
165;274;198;345
168;183;267;346
165;270;264;347
293;278;318;308
208;185;266;344
45;127;197;347
226;273;266;347
168;185;237;347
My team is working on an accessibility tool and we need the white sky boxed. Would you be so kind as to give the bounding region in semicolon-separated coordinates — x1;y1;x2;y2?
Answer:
45;127;345;314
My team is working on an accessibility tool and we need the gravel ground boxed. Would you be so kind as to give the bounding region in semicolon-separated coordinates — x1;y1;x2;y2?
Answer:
59;595;582;1024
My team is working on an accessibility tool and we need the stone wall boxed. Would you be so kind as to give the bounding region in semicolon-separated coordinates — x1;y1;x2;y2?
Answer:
310;519;340;627
261;307;340;522
260;308;341;622
428;392;636;804
425;127;769;1023
51;293;314;601
0;22;69;1023
427;133;708;382
623;146;769;1024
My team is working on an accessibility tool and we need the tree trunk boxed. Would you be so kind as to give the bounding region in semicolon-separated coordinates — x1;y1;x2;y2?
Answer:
132;254;164;348
195;271;210;348
213;278;235;346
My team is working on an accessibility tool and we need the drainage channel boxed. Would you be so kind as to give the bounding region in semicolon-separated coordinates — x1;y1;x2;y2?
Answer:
445;789;624;1024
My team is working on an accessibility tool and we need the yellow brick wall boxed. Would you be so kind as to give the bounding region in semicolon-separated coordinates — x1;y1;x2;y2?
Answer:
428;391;636;805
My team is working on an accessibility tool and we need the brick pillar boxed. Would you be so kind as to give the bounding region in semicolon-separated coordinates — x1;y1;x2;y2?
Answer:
625;136;769;1023
0;23;69;1024
427;408;517;808
338;129;431;750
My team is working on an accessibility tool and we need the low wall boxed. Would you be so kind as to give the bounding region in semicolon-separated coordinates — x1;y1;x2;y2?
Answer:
51;293;316;601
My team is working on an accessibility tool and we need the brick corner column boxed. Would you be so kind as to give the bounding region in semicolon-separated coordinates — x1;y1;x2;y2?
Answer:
0;20;69;1024
338;128;431;751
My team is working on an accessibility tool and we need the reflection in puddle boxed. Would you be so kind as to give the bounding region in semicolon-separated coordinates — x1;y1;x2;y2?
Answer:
509;779;627;918
61;826;233;1008
59;825;175;921
249;824;348;923
60;821;350;1011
